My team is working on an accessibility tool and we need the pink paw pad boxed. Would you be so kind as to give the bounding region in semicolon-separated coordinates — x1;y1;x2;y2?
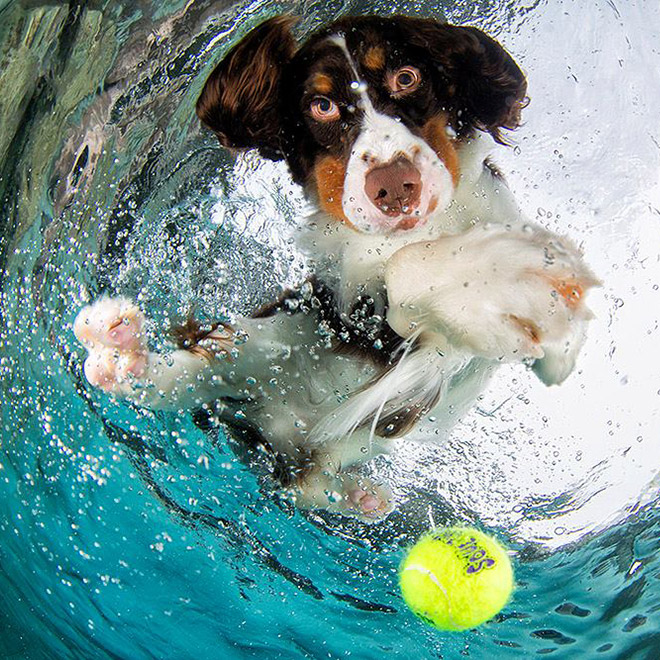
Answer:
74;298;148;392
346;485;391;519
73;298;145;350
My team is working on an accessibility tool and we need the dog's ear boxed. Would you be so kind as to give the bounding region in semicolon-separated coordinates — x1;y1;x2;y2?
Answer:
196;16;297;159
405;20;528;143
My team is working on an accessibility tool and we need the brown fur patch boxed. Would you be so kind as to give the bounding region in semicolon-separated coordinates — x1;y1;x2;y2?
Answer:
508;315;542;344
374;398;439;437
421;115;460;187
484;156;505;180
312;72;333;94
195;16;297;156
550;279;585;309
313;156;352;226
170;317;234;363
363;46;385;70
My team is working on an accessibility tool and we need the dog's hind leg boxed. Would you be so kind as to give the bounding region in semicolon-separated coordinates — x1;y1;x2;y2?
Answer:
291;434;394;522
294;462;394;522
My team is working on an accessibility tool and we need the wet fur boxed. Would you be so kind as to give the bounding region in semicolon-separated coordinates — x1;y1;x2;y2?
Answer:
74;15;596;521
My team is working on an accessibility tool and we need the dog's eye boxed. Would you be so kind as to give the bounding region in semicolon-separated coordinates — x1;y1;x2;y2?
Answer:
310;96;340;121
388;66;421;96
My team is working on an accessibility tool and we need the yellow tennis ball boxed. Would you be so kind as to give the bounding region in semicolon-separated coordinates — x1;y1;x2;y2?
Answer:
399;527;514;631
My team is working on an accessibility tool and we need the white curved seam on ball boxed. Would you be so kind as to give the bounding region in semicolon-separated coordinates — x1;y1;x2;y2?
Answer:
402;563;458;628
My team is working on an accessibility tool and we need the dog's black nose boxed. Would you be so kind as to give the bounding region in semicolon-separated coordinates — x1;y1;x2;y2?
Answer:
364;157;422;216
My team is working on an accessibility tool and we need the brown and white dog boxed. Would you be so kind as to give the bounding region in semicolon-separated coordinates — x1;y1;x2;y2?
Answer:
73;16;598;521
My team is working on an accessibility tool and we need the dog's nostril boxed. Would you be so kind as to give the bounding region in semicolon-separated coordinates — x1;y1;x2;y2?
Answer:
376;188;388;200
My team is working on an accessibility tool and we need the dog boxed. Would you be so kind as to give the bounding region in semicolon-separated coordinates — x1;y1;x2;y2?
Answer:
73;15;598;522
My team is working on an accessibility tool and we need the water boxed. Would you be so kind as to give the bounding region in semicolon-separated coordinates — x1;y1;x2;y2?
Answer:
1;0;660;657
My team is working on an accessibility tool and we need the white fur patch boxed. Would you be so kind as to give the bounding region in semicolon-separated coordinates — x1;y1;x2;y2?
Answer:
306;338;470;449
385;223;600;382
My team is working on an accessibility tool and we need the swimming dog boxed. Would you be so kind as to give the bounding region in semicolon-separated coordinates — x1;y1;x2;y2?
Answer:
74;15;597;521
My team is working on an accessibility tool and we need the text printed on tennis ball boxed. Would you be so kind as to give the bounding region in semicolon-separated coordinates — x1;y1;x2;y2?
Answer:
436;531;497;574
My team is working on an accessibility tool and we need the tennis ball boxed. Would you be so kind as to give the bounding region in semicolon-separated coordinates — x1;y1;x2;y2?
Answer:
399;527;514;631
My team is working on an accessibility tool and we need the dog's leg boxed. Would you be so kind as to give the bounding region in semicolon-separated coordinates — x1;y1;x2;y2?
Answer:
293;436;394;522
74;298;398;521
386;222;599;385
73;297;238;409
289;343;477;522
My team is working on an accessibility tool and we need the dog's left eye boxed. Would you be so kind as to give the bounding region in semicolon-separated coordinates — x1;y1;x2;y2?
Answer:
388;66;421;96
310;96;340;121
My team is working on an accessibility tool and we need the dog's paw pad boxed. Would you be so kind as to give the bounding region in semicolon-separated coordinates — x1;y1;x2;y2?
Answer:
343;478;394;522
74;297;146;352
74;297;149;392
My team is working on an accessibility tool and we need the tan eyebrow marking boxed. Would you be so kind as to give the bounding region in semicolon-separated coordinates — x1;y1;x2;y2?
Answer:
363;46;385;70
312;73;333;94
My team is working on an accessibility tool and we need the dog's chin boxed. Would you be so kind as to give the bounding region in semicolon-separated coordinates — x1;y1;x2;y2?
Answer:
379;212;428;234
344;195;444;235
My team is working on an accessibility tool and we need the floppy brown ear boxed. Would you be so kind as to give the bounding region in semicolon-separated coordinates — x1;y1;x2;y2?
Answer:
196;16;297;159
406;20;528;143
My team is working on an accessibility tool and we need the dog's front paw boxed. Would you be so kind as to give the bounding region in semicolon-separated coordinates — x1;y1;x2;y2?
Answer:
296;468;394;523
386;224;599;383
73;297;148;392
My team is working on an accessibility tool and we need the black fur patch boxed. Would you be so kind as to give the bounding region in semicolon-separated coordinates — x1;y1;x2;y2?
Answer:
253;277;404;367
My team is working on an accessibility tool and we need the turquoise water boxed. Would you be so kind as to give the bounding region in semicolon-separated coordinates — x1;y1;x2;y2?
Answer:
2;0;660;657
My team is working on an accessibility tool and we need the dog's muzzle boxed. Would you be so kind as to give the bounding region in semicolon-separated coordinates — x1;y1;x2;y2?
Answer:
342;110;455;233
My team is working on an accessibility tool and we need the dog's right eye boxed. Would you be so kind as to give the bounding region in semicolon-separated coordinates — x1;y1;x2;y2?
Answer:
387;66;421;97
310;96;340;122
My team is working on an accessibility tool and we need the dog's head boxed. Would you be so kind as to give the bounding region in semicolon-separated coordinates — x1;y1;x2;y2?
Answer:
197;15;527;234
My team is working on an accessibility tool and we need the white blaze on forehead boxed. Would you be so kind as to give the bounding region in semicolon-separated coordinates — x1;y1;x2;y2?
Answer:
327;34;377;118
326;34;455;234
